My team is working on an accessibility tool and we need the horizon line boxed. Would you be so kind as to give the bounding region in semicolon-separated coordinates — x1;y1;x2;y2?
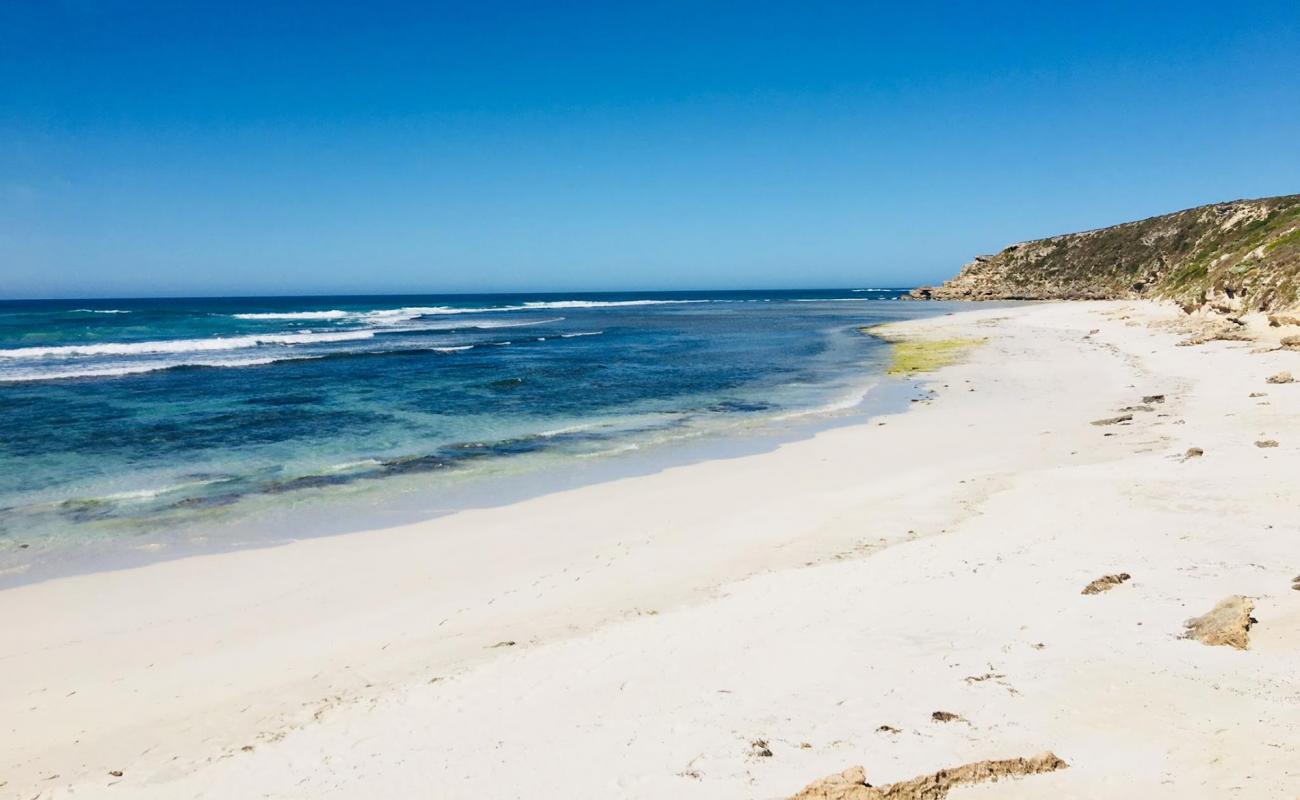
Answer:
0;286;919;303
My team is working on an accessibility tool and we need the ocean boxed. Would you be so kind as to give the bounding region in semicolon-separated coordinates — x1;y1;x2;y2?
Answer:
0;289;956;583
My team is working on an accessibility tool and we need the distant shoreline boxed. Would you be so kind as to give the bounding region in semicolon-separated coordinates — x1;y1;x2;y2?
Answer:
0;287;921;304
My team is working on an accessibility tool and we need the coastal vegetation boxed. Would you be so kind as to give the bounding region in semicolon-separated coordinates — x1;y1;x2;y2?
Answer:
912;194;1300;311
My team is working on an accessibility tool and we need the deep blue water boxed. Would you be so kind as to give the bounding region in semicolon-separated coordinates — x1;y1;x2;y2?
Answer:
0;288;948;579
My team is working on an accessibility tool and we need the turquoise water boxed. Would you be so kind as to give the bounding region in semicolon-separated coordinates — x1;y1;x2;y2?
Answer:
0;289;953;582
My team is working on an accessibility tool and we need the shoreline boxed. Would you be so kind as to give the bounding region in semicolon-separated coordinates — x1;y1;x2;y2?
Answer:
3;300;1298;798
1;361;924;591
3;289;945;590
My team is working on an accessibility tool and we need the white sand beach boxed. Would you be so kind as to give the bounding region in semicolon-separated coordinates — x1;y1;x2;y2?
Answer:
3;300;1298;798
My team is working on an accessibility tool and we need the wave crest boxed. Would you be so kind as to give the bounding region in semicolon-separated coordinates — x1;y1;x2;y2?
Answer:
0;330;376;360
232;311;351;320
0;355;327;383
520;300;705;310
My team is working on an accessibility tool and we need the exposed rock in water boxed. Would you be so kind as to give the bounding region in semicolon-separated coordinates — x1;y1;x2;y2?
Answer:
1255;440;1279;448
1182;447;1205;460
930;711;962;723
908;195;1300;312
1183;595;1256;650
1266;371;1294;384
788;753;1068;800
1082;573;1131;594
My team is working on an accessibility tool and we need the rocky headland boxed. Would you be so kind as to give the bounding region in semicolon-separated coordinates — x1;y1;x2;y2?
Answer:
911;194;1300;314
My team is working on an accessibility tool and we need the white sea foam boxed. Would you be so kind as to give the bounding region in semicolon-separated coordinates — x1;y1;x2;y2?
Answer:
0;330;375;359
769;380;879;422
536;422;599;437
357;305;566;323
350;299;706;319
559;331;604;338
469;317;563;329
232;310;352;320
360;306;463;323
229;306;465;325
322;458;383;473
576;442;641;458
520;299;705;310
431;345;474;353
70;309;132;314
97;477;229;503
0;355;324;383
225;299;703;324
365;299;704;315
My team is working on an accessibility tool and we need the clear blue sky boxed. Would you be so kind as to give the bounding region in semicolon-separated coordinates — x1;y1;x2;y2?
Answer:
3;1;1299;298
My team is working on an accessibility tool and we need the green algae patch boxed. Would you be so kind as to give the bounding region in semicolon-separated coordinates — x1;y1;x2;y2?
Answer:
856;325;985;375
887;338;981;375
885;337;983;375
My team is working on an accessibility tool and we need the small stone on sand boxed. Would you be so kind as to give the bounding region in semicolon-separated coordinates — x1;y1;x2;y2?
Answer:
1091;414;1133;426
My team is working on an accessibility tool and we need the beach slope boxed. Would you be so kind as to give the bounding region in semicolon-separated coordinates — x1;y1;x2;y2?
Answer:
2;301;1298;798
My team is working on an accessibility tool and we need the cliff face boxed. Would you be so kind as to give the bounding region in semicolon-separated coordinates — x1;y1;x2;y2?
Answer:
913;194;1300;312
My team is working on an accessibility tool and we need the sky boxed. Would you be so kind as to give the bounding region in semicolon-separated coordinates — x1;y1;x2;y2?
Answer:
2;1;1299;299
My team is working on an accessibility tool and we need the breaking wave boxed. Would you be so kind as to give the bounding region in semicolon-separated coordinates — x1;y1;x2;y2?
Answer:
0;330;376;359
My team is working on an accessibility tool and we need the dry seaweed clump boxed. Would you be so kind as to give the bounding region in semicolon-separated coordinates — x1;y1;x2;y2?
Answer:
1183;595;1256;650
789;752;1068;800
1082;573;1131;594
